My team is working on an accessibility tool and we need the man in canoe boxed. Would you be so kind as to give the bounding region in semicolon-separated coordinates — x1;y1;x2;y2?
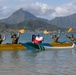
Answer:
10;32;20;44
0;34;6;44
66;34;76;42
32;34;44;44
49;33;60;43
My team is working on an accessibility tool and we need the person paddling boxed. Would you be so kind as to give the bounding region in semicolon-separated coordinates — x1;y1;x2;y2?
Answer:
66;34;76;42
0;34;6;44
49;33;60;43
10;32;20;44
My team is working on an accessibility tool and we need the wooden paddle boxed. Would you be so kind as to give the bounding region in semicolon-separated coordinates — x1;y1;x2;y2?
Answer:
67;27;72;33
18;29;25;33
60;27;73;41
7;29;25;33
43;30;50;34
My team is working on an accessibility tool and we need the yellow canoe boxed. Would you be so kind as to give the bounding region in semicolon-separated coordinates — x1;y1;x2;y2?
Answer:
0;42;74;50
49;42;72;47
0;44;27;50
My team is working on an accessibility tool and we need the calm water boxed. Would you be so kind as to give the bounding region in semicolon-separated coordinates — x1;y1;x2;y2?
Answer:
0;32;76;75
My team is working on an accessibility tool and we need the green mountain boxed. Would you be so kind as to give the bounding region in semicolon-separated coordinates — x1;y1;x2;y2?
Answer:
50;13;76;29
9;19;65;31
0;8;37;24
0;8;65;31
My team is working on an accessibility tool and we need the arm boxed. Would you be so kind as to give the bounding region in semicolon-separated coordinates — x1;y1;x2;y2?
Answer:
10;32;13;38
66;34;70;38
3;34;6;41
17;32;20;38
42;37;44;41
57;33;60;38
49;33;52;38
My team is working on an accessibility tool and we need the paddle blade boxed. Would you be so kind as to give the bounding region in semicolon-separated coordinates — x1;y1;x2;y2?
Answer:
68;28;72;33
18;29;25;33
43;30;50;34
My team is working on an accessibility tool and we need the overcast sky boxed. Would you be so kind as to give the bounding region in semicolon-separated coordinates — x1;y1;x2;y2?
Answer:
0;0;76;20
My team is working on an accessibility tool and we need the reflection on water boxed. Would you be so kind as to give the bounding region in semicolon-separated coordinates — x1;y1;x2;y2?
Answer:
0;50;76;75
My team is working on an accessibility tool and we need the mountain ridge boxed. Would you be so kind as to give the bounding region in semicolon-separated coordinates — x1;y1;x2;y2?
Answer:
50;13;76;29
0;8;75;31
0;8;37;24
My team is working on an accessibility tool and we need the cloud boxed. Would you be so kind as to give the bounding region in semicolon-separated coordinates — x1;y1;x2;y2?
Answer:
0;1;76;20
22;2;55;19
21;1;76;20
51;1;76;18
0;6;14;19
0;0;27;1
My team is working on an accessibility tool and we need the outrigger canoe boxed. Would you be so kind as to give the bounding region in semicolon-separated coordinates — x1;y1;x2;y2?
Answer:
22;42;76;50
0;42;75;50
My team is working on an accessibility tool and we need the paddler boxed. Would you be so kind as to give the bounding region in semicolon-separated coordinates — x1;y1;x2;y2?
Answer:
10;32;20;44
66;34;76;42
0;34;6;44
49;33;60;43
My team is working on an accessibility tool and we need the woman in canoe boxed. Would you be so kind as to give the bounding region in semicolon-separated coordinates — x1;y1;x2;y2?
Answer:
0;34;6;44
10;32;20;44
49;33;60;43
32;34;44;44
66;34;76;42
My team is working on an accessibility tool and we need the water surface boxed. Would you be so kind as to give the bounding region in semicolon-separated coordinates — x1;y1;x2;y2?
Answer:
0;32;76;75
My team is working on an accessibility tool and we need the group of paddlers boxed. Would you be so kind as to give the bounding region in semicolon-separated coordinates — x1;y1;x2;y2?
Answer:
0;32;20;44
49;33;76;43
0;31;75;44
32;33;76;44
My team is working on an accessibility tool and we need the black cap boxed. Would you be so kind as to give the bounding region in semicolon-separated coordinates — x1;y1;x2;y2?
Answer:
13;33;17;36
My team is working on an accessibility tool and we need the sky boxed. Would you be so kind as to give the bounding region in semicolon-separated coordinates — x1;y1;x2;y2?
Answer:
0;0;76;20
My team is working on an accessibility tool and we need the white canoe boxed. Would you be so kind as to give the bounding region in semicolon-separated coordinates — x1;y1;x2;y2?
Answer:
24;42;76;50
44;43;75;50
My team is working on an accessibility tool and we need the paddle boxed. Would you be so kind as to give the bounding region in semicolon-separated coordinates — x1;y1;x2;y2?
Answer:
67;27;72;33
43;30;50;34
18;29;25;33
7;29;25;33
60;27;73;41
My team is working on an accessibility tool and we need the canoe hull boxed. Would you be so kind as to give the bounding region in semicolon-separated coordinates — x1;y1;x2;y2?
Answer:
44;44;75;50
0;44;27;50
24;42;75;50
0;42;75;50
